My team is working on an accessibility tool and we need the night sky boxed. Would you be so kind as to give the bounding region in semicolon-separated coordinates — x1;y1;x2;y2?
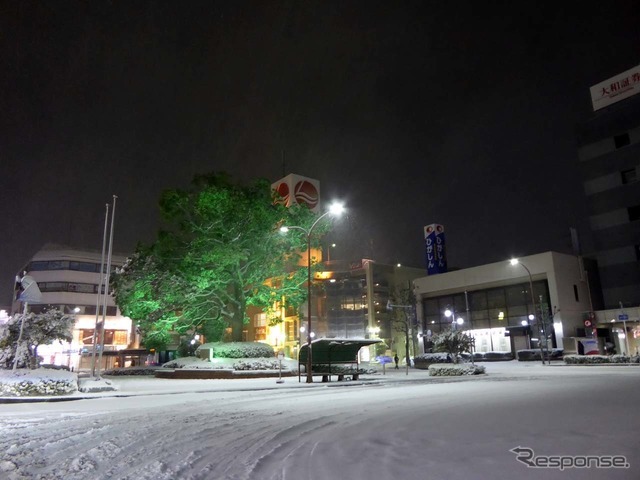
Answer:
1;1;639;305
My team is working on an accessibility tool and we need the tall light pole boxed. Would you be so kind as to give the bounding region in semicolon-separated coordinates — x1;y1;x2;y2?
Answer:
510;258;547;365
281;202;345;383
444;307;464;329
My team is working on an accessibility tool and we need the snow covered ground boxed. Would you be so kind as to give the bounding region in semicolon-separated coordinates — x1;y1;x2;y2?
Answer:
1;362;639;479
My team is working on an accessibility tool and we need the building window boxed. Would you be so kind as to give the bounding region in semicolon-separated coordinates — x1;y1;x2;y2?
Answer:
628;205;640;222
81;329;128;345
69;261;99;272
614;133;630;149
573;285;579;302
621;168;637;185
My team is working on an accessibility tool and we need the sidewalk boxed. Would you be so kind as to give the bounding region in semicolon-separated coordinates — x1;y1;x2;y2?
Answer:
0;360;577;403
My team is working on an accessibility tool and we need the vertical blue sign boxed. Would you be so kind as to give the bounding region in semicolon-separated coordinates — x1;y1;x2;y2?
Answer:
434;224;447;273
424;224;448;275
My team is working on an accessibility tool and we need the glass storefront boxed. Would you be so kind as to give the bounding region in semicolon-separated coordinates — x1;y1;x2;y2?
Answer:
422;280;551;352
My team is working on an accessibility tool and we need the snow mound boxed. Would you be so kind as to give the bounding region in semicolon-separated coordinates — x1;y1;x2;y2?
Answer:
0;368;77;396
78;377;119;393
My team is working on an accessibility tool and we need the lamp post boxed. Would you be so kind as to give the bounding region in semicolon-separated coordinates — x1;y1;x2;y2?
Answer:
510;258;547;365
281;202;345;383
444;307;464;329
326;243;336;263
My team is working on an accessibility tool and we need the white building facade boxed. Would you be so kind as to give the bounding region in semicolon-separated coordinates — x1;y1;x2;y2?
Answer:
413;252;594;356
11;244;135;370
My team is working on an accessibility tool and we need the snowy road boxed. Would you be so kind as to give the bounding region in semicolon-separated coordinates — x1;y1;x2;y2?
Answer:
1;365;639;480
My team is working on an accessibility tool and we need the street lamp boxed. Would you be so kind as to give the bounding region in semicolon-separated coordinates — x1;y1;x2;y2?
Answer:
444;307;463;328
280;201;345;383
326;243;337;262
510;258;547;365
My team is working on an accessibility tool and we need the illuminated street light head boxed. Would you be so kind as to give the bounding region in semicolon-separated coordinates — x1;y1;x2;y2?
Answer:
456;317;464;325
328;202;345;216
444;308;453;318
509;258;519;266
279;226;289;233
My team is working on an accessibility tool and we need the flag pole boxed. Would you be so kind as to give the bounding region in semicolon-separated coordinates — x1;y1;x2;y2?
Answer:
90;203;110;378
96;195;117;378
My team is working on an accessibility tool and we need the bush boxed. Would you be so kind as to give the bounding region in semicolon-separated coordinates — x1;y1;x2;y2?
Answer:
428;364;486;376
516;349;563;361
163;357;228;369
0;369;77;396
431;328;474;362
102;367;158;376
196;342;275;360
414;353;451;369
563;354;640;365
232;358;283;370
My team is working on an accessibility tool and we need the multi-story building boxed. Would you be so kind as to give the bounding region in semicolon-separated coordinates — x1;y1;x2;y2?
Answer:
413;251;602;356
11;244;136;370
578;64;640;309
248;258;425;363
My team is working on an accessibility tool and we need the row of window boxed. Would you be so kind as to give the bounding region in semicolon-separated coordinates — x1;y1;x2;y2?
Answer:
29;304;117;316
80;329;128;345
27;260;118;273
38;282;107;294
422;281;551;329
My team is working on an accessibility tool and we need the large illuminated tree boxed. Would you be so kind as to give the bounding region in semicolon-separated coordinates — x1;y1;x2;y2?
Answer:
112;173;321;349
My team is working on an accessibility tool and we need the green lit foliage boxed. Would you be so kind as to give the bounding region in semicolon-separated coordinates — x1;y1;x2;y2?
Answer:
112;172;321;349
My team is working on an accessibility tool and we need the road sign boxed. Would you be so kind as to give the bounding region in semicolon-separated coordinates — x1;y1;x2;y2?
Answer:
619;314;629;321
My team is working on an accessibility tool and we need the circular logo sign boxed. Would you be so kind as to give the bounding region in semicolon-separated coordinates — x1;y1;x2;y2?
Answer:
294;180;319;209
275;182;289;205
584;320;592;327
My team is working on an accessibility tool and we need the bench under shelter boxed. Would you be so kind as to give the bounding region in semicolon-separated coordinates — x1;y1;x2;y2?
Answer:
298;338;381;382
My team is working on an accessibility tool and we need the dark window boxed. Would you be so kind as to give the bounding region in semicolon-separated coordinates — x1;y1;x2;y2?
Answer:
628;205;640;221
573;284;579;302
69;261;98;272
614;133;630;149
621;168;637;185
29;261;50;271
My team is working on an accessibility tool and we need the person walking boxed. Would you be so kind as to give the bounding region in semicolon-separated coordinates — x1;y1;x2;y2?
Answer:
394;353;399;369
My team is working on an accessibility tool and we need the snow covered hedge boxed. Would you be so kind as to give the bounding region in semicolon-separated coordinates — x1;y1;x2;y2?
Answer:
196;342;275;360
163;357;230;369
516;349;563;361
428;364;486;376
564;354;640;365
163;356;299;371
0;368;77;396
413;353;451;369
102;367;159;376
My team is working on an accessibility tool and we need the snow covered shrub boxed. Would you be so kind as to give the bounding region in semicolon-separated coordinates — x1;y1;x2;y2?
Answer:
610;354;630;363
563;355;610;364
162;357;228;369
196;342;275;359
102;367;158;376
431;328;475;364
0;369;77;396
310;364;366;375
413;353;451;369
232;358;281;370
516;349;563;361
428;364;486;376
483;351;514;361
